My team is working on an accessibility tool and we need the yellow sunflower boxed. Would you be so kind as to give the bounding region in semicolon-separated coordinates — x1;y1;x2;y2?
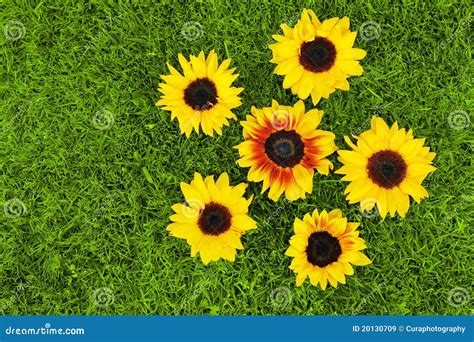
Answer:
285;209;371;289
167;172;256;265
235;100;337;202
269;9;367;105
336;116;437;219
156;50;243;137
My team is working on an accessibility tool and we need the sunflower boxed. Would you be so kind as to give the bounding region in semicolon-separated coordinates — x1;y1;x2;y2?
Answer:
285;209;371;289
336;116;436;219
156;50;243;137
269;9;367;105
167;172;256;265
235;100;337;202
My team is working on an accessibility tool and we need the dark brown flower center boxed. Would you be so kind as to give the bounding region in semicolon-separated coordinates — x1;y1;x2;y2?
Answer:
264;130;304;168
306;232;342;267
184;78;218;110
299;37;336;73
198;202;231;235
367;150;407;189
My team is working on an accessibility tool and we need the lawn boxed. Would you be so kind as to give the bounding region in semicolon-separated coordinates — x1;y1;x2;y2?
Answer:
1;0;472;315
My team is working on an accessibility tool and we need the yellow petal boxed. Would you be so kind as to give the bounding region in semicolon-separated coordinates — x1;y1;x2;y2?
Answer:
216;172;230;190
294;218;310;234
328;209;343;220
178;54;196;80
309;267;322;287
399;178;429;203
338;150;367;166
351;252;372;266
337;61;364;76
327;217;347;237
231;214;257;232
407;164;436;178
393;186;410;218
337;48;367;60
342;262;354;275
292;164;314;194
371;116;390;135
326;262;346;283
180;183;206;208
282;66;304;89
319;269;328;290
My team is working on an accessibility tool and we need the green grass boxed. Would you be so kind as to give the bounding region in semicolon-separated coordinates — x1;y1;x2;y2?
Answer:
1;0;472;315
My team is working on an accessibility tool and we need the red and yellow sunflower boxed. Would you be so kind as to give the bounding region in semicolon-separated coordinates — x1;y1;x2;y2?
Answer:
235;100;337;201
